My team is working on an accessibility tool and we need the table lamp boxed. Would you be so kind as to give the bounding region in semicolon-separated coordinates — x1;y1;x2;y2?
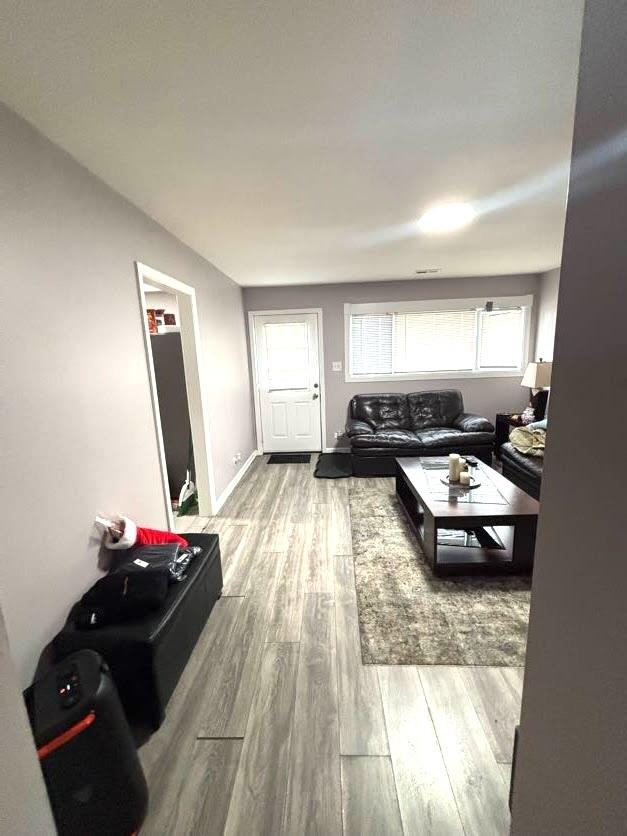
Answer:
521;359;552;420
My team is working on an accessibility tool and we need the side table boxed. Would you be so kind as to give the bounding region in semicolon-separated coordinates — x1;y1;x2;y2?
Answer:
495;413;523;459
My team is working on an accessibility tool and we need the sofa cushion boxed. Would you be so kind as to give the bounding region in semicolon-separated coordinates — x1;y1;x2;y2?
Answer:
350;393;410;430
351;428;422;449
415;428;495;448
407;389;463;430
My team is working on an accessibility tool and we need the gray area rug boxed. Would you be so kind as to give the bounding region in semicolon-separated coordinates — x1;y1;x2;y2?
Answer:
349;479;531;666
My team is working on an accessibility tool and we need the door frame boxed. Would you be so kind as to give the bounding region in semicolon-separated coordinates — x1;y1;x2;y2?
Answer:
135;261;217;526
248;308;327;453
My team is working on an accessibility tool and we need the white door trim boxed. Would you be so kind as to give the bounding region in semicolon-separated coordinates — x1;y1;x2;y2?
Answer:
135;261;217;526
248;308;326;453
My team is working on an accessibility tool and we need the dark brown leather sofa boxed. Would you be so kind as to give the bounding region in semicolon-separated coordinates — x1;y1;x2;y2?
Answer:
345;390;495;476
500;442;543;499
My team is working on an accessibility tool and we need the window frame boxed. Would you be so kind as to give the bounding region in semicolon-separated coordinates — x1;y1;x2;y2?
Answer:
344;295;533;383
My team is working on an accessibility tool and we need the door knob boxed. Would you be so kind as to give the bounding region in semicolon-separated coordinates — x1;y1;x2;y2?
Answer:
312;393;319;400
313;383;319;388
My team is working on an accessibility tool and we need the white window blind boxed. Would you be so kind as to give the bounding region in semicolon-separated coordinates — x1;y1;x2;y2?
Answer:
477;308;524;369
350;313;393;375
395;309;477;372
346;297;529;378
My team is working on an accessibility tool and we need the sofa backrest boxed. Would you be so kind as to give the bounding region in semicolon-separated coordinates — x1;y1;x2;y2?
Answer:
406;389;464;430
350;393;409;430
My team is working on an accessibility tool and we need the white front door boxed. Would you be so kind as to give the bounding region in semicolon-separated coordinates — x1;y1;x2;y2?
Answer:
253;312;323;453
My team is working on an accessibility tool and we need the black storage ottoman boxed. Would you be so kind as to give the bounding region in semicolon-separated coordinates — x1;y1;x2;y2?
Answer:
52;532;222;730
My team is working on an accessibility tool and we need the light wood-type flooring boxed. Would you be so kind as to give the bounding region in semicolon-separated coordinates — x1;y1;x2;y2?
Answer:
139;456;522;835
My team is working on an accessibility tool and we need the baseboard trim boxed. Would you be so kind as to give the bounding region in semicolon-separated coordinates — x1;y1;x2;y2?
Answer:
213;450;260;513
323;446;351;454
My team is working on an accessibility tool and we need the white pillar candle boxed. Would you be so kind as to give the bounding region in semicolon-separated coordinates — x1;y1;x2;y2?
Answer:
448;453;461;482
459;470;471;486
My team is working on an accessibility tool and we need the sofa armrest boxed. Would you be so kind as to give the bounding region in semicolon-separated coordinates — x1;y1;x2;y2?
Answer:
345;418;373;437
453;412;494;433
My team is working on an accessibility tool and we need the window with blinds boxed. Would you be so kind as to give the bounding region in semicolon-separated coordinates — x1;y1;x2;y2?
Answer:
350;313;393;375
477;308;525;369
395;309;477;372
347;299;528;378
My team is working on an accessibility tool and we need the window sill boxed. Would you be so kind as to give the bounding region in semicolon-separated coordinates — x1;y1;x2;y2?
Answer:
344;369;524;384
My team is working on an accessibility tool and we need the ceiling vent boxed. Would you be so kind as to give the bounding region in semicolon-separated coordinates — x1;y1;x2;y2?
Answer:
414;268;441;275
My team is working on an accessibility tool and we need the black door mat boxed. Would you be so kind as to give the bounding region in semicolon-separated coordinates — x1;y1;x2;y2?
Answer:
267;453;312;464
314;453;353;479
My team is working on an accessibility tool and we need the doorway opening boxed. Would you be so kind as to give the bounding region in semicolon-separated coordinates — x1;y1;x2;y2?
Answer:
249;309;325;453
135;262;216;527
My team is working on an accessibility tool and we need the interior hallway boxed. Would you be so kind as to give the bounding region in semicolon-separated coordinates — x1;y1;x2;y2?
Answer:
139;456;522;835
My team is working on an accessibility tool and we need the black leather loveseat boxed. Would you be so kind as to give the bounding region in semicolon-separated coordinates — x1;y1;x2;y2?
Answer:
346;390;495;476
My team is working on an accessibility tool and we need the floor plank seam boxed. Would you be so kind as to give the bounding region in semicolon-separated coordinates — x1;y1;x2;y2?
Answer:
416;668;469;836
331;593;344;834
265;639;301;644
375;668;407;835
279;617;303;832
457;668;509;774
339;746;347;836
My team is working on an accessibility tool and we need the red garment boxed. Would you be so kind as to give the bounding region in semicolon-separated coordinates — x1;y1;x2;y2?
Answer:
103;516;190;551
135;527;188;548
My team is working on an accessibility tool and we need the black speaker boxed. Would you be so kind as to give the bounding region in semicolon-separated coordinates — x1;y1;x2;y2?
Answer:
24;650;148;836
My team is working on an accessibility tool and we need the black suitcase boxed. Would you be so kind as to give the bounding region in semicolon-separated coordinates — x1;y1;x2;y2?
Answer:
24;649;148;836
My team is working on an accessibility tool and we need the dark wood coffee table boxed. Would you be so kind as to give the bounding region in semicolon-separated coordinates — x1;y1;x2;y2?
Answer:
395;456;539;575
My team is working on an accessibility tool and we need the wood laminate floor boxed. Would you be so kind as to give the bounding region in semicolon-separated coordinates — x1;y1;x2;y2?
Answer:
139;456;522;835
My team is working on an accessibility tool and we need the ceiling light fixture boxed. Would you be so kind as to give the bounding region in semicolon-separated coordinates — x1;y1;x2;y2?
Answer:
417;201;477;234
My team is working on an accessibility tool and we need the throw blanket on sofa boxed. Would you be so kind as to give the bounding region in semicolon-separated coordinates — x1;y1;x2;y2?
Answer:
510;425;546;457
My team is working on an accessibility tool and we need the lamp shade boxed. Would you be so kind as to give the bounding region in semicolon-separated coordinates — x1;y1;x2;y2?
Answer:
521;361;552;389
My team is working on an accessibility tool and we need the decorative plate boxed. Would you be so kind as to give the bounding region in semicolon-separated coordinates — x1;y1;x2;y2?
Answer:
440;474;481;489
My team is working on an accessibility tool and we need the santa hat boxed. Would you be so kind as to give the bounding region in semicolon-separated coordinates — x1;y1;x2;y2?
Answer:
102;516;189;550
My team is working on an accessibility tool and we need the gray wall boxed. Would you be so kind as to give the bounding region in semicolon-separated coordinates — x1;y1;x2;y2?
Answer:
0;104;256;685
0;605;55;835
535;268;560;361
244;274;540;448
512;0;627;830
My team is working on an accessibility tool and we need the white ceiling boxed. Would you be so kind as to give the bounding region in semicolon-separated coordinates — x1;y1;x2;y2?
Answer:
0;1;583;286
